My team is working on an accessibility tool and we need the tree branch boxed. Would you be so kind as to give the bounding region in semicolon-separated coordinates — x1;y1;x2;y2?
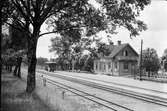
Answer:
4;20;31;38
9;14;32;35
4;21;26;34
40;0;48;13
11;0;33;24
36;0;42;13
40;5;54;23
19;0;34;22
12;0;27;18
38;24;87;38
39;31;58;37
30;0;36;13
11;16;25;28
40;3;71;27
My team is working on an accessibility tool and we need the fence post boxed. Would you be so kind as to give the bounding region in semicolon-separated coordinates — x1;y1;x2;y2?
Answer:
42;75;46;87
62;91;65;99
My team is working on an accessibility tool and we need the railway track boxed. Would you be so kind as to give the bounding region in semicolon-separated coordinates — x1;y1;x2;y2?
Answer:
43;76;134;111
37;70;167;107
55;71;167;95
22;69;132;110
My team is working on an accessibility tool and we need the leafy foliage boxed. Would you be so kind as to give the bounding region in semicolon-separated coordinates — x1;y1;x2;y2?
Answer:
50;34;114;72
37;57;48;66
142;48;160;74
49;36;72;57
1;33;11;53
97;42;112;56
162;48;167;71
2;0;151;93
9;21;28;51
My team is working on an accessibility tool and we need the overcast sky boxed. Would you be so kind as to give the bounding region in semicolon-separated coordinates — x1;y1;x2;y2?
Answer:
36;0;167;59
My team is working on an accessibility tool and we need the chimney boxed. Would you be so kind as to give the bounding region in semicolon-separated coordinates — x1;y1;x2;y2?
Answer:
117;40;121;45
109;41;114;45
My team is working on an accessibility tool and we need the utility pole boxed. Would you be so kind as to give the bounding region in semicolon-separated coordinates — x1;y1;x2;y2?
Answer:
140;39;143;81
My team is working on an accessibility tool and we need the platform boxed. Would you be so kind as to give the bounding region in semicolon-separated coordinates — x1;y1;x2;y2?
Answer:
49;71;167;99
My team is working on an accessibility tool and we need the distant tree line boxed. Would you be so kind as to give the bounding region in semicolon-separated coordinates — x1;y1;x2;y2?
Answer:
50;38;167;77
49;37;114;72
1;21;27;78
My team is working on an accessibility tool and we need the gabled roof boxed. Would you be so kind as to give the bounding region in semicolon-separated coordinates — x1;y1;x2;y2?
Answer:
104;43;138;58
109;43;128;58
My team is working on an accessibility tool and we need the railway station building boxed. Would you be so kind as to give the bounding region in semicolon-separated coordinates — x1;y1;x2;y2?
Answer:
94;41;139;76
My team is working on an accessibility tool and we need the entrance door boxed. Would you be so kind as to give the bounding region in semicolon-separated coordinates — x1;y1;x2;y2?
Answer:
131;64;135;77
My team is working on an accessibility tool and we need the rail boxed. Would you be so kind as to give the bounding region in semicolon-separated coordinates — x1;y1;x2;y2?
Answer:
42;76;134;111
37;70;167;107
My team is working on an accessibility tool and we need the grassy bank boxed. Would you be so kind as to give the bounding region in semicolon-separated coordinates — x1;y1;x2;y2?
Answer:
1;70;54;111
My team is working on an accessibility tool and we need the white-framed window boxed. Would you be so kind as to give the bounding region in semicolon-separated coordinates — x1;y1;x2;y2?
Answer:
108;62;111;69
123;50;128;56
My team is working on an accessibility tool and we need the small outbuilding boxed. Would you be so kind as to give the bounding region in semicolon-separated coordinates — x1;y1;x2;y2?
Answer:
44;62;58;72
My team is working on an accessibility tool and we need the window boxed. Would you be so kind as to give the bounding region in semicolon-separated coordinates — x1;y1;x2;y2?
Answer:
104;64;106;71
124;50;128;56
108;63;111;69
96;63;98;70
99;62;102;70
115;62;117;69
124;63;128;70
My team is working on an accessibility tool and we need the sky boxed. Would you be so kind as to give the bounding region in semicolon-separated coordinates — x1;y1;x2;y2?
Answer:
36;0;167;59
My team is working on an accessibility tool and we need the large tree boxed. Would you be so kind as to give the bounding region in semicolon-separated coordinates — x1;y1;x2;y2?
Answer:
2;0;150;93
142;48;160;77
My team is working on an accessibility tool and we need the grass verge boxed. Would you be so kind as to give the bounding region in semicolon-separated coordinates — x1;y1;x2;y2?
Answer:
1;70;55;111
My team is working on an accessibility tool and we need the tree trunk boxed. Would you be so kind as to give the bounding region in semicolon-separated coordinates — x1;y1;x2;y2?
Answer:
13;65;18;75
17;57;22;78
13;58;18;76
26;33;38;93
